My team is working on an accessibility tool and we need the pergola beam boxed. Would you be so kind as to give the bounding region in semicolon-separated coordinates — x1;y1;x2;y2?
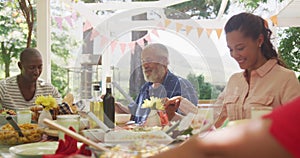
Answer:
84;0;192;11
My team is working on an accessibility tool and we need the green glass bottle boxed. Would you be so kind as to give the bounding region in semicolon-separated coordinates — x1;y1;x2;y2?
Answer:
103;77;115;128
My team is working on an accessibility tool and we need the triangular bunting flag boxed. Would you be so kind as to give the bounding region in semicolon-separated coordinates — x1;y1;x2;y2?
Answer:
137;39;145;48
197;28;204;37
270;15;278;26
65;15;73;27
90;29;99;41
164;19;172;28
71;12;77;21
176;23;183;33
206;28;213;37
128;42;136;54
110;40;118;53
119;43;127;54
185;25;193;35
100;36;109;47
55;17;63;30
144;34;152;42
216;29;223;39
83;21;92;32
151;29;160;37
157;22;165;30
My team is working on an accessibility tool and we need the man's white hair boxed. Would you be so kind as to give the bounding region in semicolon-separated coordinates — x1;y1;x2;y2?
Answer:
143;43;169;59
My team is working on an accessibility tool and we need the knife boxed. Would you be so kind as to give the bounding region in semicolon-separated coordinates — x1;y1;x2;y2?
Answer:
6;115;24;137
78;110;111;133
112;81;136;105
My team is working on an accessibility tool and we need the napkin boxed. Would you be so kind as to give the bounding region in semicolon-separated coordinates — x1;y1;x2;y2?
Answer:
43;127;91;158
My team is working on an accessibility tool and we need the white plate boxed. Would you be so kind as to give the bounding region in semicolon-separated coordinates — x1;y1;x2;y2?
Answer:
9;142;59;158
9;141;82;158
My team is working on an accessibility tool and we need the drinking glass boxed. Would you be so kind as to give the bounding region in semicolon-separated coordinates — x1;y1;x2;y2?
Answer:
56;114;80;140
197;104;223;124
16;108;32;124
251;106;272;119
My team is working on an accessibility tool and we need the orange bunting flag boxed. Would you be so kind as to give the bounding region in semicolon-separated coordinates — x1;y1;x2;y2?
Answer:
216;29;223;39
185;25;193;35
206;28;213;37
176;23;183;33
164;19;172;28
197;28;204;37
270;15;278;26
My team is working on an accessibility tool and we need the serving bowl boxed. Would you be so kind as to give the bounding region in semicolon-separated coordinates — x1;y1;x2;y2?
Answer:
81;128;105;142
115;114;131;124
0;123;43;145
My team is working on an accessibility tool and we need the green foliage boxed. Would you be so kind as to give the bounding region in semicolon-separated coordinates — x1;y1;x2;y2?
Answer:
51;61;68;96
50;21;80;97
170;0;230;19
239;0;262;9
278;27;300;81
0;1;28;77
238;0;284;12
187;73;222;100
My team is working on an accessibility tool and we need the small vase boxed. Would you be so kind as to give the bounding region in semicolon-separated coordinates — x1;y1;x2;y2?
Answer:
144;110;161;127
38;109;53;128
157;110;169;126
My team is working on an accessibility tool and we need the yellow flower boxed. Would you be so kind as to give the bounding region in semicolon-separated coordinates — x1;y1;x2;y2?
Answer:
35;95;58;111
141;97;164;110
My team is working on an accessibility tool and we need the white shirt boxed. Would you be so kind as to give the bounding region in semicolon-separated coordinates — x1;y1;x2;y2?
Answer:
0;76;61;109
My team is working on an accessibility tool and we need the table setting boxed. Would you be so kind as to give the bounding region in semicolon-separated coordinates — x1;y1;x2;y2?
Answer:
0;95;230;158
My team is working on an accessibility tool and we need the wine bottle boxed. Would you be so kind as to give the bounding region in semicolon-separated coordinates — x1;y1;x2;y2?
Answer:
103;77;115;128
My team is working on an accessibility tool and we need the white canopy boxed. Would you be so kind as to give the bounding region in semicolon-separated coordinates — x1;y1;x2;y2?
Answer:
277;0;300;27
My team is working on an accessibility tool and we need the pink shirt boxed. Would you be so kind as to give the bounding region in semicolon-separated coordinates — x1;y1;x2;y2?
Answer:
216;59;300;120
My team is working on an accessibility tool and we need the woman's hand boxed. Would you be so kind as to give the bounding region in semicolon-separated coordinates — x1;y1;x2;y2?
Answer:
115;102;130;114
163;96;182;120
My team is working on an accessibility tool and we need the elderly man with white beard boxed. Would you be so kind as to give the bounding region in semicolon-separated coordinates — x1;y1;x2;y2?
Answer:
115;43;198;124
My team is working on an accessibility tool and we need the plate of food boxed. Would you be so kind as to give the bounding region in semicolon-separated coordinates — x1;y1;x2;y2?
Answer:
104;130;173;145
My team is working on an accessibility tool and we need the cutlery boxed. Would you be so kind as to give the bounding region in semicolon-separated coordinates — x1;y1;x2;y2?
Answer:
112;81;136;105
6;115;24;137
78;110;111;133
165;120;181;134
43;118;109;152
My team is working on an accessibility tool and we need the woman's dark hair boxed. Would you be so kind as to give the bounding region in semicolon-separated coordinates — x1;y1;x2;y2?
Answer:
224;12;286;67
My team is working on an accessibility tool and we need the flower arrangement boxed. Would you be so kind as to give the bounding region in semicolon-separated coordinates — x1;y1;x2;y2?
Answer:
141;97;165;110
35;95;58;111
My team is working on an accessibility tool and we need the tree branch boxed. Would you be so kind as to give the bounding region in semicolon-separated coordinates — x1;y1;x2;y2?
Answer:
18;0;34;48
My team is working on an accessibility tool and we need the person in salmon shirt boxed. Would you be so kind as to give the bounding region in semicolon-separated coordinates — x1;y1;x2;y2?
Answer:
167;12;300;127
151;96;300;158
